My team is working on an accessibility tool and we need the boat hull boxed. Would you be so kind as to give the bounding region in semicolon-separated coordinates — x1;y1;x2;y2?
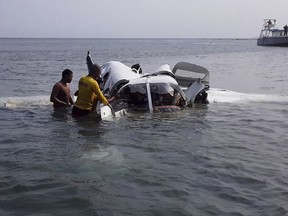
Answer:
257;37;288;46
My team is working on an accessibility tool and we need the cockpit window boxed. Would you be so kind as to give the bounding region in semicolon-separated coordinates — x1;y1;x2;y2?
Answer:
118;83;185;108
129;84;146;94
150;83;174;96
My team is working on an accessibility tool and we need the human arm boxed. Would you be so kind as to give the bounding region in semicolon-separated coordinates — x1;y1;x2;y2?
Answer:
69;95;74;105
93;81;116;115
107;96;116;103
93;81;109;105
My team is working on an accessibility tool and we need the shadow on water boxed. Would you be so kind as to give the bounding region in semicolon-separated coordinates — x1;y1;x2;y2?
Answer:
51;107;102;128
48;107;107;155
50;106;73;122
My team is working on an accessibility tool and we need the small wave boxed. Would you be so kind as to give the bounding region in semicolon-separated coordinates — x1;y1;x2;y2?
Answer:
208;88;288;104
81;146;124;165
0;95;51;108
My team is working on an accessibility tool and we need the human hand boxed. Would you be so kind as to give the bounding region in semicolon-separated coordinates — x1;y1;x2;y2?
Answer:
107;96;115;103
108;104;115;116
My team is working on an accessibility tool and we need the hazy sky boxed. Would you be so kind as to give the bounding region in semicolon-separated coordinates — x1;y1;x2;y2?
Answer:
1;0;288;38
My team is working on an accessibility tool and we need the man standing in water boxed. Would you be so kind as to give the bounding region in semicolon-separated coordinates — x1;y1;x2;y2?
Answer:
283;25;288;36
50;69;74;108
72;64;113;117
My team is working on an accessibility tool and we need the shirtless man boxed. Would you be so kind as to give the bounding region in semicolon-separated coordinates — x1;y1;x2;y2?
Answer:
50;69;74;108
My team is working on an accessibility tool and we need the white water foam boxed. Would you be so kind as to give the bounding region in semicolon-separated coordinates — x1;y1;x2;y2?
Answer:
1;89;288;109
0;95;51;108
208;88;288;104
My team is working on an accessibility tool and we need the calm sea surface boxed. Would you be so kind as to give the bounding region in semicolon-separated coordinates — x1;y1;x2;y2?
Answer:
1;38;288;216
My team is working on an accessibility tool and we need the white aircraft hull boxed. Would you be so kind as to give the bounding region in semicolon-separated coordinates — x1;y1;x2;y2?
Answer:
86;52;210;118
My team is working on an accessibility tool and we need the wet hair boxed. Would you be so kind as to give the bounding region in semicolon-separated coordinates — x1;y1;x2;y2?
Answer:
90;64;101;74
89;64;101;76
62;69;73;78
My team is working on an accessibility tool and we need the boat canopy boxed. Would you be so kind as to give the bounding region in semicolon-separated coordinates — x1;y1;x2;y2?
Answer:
258;19;285;38
271;29;284;37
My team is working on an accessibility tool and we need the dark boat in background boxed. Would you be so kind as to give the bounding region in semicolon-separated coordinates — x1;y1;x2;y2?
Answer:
257;19;288;46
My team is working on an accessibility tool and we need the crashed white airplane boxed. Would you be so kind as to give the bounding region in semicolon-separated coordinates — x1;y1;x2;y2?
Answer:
86;52;210;118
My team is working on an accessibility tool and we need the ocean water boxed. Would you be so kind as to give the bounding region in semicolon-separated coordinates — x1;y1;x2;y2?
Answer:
1;38;288;216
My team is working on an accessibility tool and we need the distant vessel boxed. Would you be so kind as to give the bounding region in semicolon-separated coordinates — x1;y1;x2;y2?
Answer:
257;19;288;46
